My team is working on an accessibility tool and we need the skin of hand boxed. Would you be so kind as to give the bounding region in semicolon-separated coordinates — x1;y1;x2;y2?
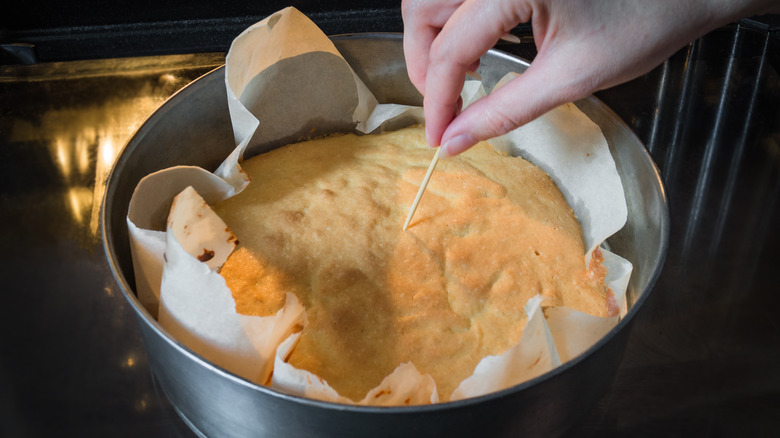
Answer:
402;0;779;157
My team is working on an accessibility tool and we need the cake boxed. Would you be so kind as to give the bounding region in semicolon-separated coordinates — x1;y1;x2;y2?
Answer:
214;124;616;402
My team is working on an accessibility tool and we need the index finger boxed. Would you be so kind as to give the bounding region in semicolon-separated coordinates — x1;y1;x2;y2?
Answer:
402;0;466;95
423;0;530;147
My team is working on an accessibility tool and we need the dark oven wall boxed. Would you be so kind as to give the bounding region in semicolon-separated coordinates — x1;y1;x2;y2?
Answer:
0;0;404;63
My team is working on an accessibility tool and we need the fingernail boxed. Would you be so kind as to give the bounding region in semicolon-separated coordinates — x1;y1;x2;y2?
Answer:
440;134;475;158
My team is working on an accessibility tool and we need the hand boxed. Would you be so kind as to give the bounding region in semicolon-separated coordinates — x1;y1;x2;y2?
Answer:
402;0;777;157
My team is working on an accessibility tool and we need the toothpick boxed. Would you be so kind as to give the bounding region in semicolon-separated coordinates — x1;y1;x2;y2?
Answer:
403;147;442;231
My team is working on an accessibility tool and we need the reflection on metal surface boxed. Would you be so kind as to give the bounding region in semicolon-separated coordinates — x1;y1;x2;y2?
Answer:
681;27;742;258
93;136;119;235
135;396;150;413
661;40;697;189
645;57;669;156
709;29;772;261
1;53;224;248
42;96;168;238
625;22;780;280
67;186;92;224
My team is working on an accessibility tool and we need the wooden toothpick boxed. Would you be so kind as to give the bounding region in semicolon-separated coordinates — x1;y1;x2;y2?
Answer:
403;147;442;231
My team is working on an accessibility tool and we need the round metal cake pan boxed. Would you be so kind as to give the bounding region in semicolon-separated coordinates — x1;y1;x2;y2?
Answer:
102;33;669;438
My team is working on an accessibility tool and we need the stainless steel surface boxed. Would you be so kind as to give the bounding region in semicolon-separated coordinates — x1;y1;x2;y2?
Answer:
0;53;227;438
101;34;668;437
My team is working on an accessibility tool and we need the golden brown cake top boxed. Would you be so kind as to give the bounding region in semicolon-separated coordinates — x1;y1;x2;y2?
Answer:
215;125;611;401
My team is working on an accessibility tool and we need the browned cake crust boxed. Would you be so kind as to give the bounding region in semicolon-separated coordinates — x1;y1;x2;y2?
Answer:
215;125;612;401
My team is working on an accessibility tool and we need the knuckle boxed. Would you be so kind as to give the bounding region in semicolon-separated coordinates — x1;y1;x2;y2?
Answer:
428;37;448;64
482;106;522;138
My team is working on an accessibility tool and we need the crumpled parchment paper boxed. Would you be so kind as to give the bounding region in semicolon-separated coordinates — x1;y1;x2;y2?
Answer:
126;6;633;405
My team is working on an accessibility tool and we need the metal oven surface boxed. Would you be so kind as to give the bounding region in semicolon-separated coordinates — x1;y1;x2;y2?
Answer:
1;13;779;437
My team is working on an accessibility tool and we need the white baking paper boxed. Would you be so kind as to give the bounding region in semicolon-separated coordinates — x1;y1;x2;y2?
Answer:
126;6;633;405
490;73;628;265
158;187;306;384
450;295;560;400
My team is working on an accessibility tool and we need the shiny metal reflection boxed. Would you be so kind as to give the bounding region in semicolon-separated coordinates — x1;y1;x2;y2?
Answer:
708;28;772;260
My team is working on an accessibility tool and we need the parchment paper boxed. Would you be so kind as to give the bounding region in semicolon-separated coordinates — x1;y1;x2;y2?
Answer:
126;6;633;405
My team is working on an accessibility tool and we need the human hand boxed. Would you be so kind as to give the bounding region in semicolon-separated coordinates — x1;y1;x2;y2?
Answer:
402;0;777;157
